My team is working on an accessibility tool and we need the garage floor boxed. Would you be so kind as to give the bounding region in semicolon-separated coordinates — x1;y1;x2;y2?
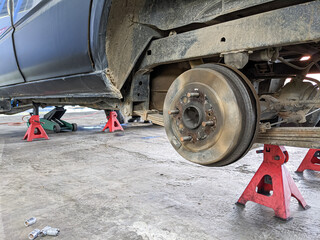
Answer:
0;111;319;240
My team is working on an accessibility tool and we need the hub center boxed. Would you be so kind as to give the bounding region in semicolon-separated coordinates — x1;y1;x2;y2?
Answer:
182;105;203;129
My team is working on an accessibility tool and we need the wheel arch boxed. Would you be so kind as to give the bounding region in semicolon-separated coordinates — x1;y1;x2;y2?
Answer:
89;0;112;71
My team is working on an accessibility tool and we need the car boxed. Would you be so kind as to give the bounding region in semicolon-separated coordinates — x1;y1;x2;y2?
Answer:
0;0;320;166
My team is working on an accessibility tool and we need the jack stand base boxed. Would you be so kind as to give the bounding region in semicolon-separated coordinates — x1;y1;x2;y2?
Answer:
237;144;309;220
296;149;320;173
102;111;124;133
23;115;49;142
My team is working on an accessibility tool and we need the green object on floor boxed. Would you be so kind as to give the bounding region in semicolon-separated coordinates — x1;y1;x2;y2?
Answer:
39;118;77;133
27;107;77;133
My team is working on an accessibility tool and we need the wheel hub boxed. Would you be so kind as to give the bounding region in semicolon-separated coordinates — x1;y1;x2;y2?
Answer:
170;87;217;144
163;64;258;166
182;105;202;130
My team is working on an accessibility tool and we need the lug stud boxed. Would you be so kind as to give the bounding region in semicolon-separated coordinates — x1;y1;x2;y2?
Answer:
202;121;215;127
187;92;200;98
168;109;179;115
180;136;192;142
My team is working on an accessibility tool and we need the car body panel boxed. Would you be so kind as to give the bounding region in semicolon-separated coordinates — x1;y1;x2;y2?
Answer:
0;70;122;99
0;0;24;87
89;0;110;71
0;0;119;103
13;0;94;82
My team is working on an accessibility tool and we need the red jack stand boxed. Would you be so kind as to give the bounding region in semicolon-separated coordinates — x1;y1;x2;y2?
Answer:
102;111;124;133
296;149;320;173
237;144;309;220
23;115;49;142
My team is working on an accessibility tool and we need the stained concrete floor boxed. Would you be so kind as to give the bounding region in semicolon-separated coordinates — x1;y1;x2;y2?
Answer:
0;111;319;240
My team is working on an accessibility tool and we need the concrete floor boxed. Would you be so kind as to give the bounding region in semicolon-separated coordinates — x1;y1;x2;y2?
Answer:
0;111;319;240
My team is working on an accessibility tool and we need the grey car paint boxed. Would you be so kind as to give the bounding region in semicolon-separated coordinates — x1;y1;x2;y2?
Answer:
0;0;113;100
13;0;94;82
0;0;24;87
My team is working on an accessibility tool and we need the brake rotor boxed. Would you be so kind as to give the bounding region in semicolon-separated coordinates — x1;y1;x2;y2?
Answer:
163;64;258;166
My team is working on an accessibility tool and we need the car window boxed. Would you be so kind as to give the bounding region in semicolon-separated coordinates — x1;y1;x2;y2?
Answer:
0;0;8;18
0;0;10;36
13;0;41;23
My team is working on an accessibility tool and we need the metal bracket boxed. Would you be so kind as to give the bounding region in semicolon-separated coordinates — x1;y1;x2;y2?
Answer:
0;99;11;112
132;73;150;102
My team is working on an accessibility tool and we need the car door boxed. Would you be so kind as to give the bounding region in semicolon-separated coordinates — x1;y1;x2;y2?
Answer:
0;0;24;87
12;0;94;82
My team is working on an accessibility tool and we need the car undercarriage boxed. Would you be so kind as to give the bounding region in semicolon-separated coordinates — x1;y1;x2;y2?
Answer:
1;0;319;166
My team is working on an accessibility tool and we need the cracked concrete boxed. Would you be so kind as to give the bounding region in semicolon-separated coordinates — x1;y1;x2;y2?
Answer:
0;111;319;240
